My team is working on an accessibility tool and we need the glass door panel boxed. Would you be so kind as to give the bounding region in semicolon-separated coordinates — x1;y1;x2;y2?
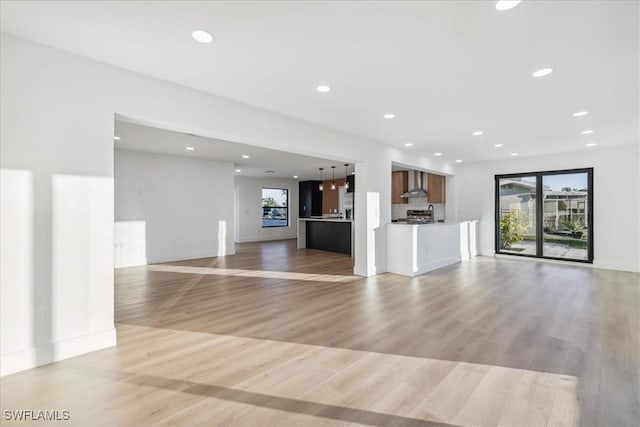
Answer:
542;173;589;261
498;176;537;255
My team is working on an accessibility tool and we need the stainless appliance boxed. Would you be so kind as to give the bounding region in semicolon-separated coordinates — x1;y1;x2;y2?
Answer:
406;209;433;224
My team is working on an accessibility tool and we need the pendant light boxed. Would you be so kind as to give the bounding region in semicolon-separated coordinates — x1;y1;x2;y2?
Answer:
331;166;336;190
318;168;324;191
344;164;350;190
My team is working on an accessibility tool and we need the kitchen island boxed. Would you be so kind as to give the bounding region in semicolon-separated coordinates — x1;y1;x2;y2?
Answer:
298;218;353;256
386;220;478;276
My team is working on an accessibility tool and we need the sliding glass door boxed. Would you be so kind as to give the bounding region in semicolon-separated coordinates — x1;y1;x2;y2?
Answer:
497;175;537;256
495;168;593;263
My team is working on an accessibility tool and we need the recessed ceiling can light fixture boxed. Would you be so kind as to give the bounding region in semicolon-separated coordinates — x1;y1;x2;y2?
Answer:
383;113;396;119
316;85;331;93
293;175;299;179
455;159;463;163
495;0;522;11
510;152;519;156
581;130;594;135
186;146;195;151
532;68;554;77
192;30;214;44
242;154;250;159
585;143;596;147
494;143;504;148
404;142;413;147
434;152;443;156
113;136;121;140
573;111;589;117
472;131;483;136
235;169;241;173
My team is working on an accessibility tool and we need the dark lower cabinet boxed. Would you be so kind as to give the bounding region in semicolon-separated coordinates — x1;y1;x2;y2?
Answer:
299;180;323;218
305;221;351;255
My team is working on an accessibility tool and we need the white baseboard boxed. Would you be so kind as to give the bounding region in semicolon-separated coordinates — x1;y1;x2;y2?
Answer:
114;257;147;269
387;256;461;277
492;253;639;273
1;328;117;376
146;250;236;265
236;235;297;243
593;259;640;273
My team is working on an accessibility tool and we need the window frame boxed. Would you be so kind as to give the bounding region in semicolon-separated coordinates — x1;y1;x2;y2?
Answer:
261;187;289;228
494;167;594;263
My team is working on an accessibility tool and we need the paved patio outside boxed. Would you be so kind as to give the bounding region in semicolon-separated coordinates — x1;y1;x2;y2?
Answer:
505;239;588;260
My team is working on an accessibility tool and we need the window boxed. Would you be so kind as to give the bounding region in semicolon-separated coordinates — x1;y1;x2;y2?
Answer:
262;188;288;228
495;168;593;263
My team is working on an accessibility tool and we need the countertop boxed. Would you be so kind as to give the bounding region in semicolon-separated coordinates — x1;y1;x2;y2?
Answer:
388;220;470;226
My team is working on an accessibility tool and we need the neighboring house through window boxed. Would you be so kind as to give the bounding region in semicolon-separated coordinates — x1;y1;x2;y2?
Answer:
262;188;288;227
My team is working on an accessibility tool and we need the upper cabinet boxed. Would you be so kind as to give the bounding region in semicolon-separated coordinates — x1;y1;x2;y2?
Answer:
299;180;323;218
427;173;446;203
391;171;408;204
346;174;355;193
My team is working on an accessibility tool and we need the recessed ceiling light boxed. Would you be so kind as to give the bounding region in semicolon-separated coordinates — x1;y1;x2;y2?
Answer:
434;152;443;156
316;85;331;93
573;111;589;117
532;68;554;78
293;175;299;179
113;136;121;140
455;160;463;163
585;143;596;147
495;1;522;11
235;169;241;173
185;146;195;151
494;144;504;148
192;30;214;44
581;130;594;135
510;152;519;156
242;154;250;159
384;113;396;119
472;131;483;136
404;142;413;147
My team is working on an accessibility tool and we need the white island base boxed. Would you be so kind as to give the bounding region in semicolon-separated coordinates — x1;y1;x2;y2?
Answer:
386;221;478;277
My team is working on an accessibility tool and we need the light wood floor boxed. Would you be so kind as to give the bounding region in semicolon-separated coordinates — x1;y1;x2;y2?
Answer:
1;240;638;426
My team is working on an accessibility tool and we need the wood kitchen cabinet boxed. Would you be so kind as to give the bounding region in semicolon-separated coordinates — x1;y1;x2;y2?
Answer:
391;171;408;204
322;178;346;214
427;173;446;203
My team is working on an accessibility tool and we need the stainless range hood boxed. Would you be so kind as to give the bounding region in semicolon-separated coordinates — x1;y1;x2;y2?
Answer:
401;171;428;198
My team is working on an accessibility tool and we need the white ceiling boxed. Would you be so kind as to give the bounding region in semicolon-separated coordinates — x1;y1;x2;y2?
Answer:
115;120;346;181
2;1;638;162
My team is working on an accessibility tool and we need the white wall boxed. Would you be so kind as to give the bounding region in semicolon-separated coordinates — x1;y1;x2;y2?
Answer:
454;144;640;273
235;176;298;243
0;33;448;375
115;149;235;266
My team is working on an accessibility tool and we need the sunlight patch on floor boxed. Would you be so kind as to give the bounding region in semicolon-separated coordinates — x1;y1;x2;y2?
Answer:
0;324;579;426
148;264;359;283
